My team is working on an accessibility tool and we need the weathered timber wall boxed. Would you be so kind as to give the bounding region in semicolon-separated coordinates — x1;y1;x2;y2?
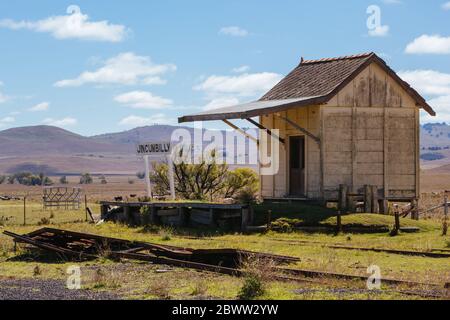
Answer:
260;62;419;200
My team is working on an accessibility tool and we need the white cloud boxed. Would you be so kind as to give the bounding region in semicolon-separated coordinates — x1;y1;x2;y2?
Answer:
398;70;450;96
194;72;282;97
443;2;450;10
0;91;8;103
29;102;50;112
232;65;250;73
422;95;450;123
42;117;77;127
203;97;240;111
219;26;249;37
368;25;389;37
114;91;173;109
0;5;127;42
405;34;450;54
55;52;176;87
0;116;15;123
119;114;173;126
400;69;450;122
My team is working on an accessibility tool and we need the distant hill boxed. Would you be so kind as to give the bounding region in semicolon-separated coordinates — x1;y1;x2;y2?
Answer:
419;123;450;169
0;125;237;175
0;125;192;174
0;125;125;156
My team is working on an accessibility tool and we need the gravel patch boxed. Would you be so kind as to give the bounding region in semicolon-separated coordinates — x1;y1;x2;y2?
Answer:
0;278;120;300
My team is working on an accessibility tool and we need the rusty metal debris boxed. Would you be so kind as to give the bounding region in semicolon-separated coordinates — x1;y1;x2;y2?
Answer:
3;228;298;275
3;228;449;299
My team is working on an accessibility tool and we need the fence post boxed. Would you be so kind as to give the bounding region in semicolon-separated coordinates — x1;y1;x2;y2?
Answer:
444;193;448;236
336;211;342;234
23;196;26;226
267;210;272;230
84;194;88;222
363;185;370;213
338;184;348;213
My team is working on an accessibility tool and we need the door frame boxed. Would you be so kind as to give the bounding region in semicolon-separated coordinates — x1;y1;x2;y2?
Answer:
287;135;307;197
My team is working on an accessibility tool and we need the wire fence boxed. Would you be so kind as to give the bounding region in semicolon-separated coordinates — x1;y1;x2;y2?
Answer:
0;192;94;226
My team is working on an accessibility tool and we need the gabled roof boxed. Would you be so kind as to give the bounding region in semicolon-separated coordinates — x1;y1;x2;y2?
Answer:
261;52;435;116
178;52;435;123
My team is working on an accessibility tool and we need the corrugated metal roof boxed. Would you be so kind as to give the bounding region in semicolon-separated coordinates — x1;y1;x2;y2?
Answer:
178;96;325;123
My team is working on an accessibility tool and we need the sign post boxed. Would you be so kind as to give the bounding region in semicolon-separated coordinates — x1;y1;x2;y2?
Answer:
136;142;175;201
144;155;152;199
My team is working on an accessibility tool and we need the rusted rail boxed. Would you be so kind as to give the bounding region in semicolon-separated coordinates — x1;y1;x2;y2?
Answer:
268;238;450;258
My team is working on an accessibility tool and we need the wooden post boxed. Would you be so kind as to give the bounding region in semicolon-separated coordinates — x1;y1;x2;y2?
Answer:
267;210;272;230
371;186;379;213
394;212;400;232
443;194;448;236
100;204;108;219
338;184;348;213
348;195;356;213
444;194;448;219
123;206;131;225
150;205;160;224
364;185;371;213
336;211;342;234
84;194;88;222
241;208;250;232
380;199;389;215
23;196;26;226
411;199;419;220
179;207;190;227
210;208;218;228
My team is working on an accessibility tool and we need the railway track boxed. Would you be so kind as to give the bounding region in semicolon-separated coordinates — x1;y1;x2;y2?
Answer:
4;228;449;300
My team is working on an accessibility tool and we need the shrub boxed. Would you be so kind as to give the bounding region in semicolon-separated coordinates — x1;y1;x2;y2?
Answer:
136;171;146;179
151;151;229;200
0;175;5;184
6;172;53;186
270;218;302;233
79;173;93;184
59;176;68;184
150;152;259;201
238;275;265;300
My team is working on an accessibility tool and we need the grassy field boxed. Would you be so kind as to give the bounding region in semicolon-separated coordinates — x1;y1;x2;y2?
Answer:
0;198;449;300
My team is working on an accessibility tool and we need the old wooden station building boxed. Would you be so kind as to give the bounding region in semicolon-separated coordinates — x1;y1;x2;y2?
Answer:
179;53;435;212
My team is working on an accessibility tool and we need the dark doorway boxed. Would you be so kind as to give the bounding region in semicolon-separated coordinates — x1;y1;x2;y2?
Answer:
289;136;305;196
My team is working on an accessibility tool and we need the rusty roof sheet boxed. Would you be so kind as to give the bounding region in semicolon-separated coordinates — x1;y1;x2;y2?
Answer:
178;97;326;123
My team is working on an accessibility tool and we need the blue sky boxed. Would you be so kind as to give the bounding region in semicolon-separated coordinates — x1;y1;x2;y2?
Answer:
0;0;449;135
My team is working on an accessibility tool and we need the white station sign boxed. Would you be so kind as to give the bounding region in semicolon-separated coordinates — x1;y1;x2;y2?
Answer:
136;141;175;201
136;142;171;155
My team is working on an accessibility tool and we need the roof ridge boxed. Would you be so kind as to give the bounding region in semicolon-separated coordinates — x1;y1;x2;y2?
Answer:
300;52;374;65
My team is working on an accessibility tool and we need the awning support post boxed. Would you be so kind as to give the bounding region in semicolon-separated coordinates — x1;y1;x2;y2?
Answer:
274;114;320;145
245;118;285;145
222;120;259;144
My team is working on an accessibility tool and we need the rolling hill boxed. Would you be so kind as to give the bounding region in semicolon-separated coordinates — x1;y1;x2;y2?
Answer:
1;123;449;175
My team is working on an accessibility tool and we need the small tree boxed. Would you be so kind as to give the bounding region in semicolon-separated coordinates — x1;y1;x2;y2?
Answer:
7;175;15;184
0;175;5;184
151;151;229;200
59;176;68;184
79;173;93;184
